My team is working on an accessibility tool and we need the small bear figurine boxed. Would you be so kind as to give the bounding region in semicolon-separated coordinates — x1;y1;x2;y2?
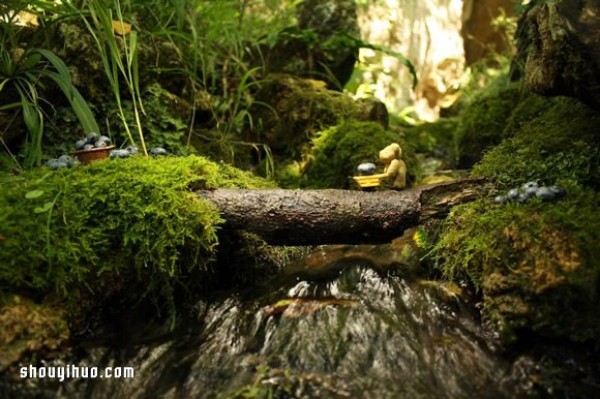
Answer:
379;143;407;189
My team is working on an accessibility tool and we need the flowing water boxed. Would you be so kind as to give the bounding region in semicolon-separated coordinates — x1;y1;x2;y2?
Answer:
10;242;537;399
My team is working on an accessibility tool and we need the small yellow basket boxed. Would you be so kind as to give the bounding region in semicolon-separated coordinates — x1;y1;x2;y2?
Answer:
352;173;388;189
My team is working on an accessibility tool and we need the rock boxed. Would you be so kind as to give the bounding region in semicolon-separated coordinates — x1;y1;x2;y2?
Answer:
94;140;108;148
494;195;507;204
83;144;94;150
248;74;390;161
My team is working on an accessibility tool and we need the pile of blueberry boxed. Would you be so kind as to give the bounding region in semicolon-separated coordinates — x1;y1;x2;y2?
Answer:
494;181;566;204
75;133;112;150
356;162;376;176
46;155;78;170
109;146;168;159
110;146;139;159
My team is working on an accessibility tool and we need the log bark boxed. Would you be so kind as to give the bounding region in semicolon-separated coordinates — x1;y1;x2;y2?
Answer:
198;178;488;245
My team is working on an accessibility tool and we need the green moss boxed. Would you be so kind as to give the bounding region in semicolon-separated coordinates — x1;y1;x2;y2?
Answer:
250;74;383;161
436;184;600;343
0;156;274;301
302;121;419;189
473;97;600;188
454;83;525;168
435;96;600;344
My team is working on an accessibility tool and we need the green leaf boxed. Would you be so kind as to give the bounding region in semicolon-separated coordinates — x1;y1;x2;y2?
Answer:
32;49;73;85
34;202;53;214
44;70;100;134
25;189;45;199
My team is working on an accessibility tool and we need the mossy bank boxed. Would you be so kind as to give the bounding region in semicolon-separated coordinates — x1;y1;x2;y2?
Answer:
435;96;600;344
0;155;276;364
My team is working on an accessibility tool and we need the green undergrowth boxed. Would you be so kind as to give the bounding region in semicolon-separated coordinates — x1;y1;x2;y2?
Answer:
435;96;600;343
0;155;274;304
298;121;419;189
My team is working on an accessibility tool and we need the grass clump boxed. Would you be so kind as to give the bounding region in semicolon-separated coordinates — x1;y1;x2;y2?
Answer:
0;155;274;301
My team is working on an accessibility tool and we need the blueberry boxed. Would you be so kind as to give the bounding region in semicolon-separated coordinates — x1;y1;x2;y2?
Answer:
97;135;111;144
125;146;139;154
46;159;68;170
536;186;556;201
110;149;130;159
75;139;87;150
507;188;520;200
58;155;74;167
524;186;539;197
521;181;539;190
517;193;530;203
94;140;108;148
548;186;566;198
85;133;99;144
150;147;168;156
494;195;507;204
83;144;94;150
357;162;376;175
46;159;60;169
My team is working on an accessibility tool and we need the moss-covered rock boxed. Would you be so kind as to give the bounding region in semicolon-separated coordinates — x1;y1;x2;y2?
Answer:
454;83;526;168
249;74;388;161
473;96;600;189
0;156;274;303
301;121;419;189
435;96;600;344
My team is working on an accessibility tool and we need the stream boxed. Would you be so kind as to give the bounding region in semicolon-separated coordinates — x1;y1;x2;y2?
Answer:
10;236;544;399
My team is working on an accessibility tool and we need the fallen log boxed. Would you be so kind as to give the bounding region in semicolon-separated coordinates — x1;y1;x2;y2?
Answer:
198;178;489;245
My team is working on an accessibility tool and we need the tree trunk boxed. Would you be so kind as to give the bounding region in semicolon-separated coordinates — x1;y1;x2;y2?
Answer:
198;178;488;245
512;0;600;109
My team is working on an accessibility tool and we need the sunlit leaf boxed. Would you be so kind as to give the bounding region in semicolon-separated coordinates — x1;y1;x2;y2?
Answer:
25;189;44;199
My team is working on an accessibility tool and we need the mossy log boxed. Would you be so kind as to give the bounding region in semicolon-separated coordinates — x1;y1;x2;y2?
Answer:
198;178;488;245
